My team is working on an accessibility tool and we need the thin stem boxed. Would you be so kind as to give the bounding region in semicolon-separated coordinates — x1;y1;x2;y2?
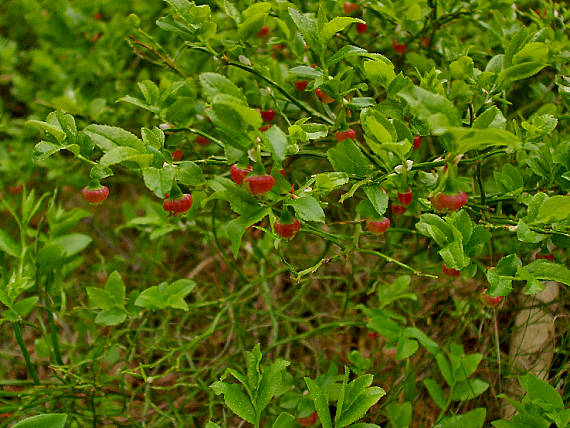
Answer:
223;59;334;125
13;322;40;385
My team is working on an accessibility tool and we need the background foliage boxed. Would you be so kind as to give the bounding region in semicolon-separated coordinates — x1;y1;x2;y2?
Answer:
0;0;568;426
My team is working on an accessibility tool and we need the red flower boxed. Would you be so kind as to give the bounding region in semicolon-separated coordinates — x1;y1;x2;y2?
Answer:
481;289;503;306
295;80;308;91
335;129;356;141
171;148;183;161
230;164;253;185
356;22;367;33
413;135;421;150
298;412;318;426
195;135;211;146
398;189;413;207
8;184;23;195
431;191;468;211
441;262;460;277
392;39;406;55
260;108;275;122
244;175;275;196
82;185;109;204
343;2;359;14
367;218;390;234
392;203;407;215
256;26;269;37
274;218;301;239
163;193;193;216
315;88;334;103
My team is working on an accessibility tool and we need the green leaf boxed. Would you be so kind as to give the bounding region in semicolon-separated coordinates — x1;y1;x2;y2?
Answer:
337;386;385;427
33;141;64;161
211;381;256;424
256;359;290;413
95;307;127;326
523;260;570;286
161;0;216;39
84;124;144;152
164;279;195;311
177;161;205;186
385;402;412;428
226;208;270;258
327;140;373;176
498;62;546;86
436;353;454;386
37;244;65;272
364;116;392;144
263;125;288;162
90;165;113;180
343;374;373;409
486;269;512;297
289;66;323;78
424;379;447;410
519;373;564;409
246;344;262;395
12;296;38;317
535;195;570;223
118;95;159;113
512;42;548;65
25;120;66;143
271;413;296;428
134;285;166;310
143;166;176;198
87;288;115;310
363;59;396;88
288;196;324;223
494;164;523;193
516;220;545;243
504;28;528;68
205;422;221;428
304;378;333;428
348;97;376;109
288;8;320;55
350;425;381;428
242;2;271;19
238;13;267;39
395;337;419;360
450;379;488;401
141;127;164;149
473;106;506;129
398;85;461;131
50;234;92;257
314;172;349;194
450;56;474;80
137;80;160;105
0;230;19;257
200;73;245;103
447;128;521;154
327;45;367;66
403;327;439;355
435;408;486;428
222;184;263;216
416;214;455;247
439;241;469;271
363;186;388;216
11;414;67;428
99;146;153;168
105;271;126;304
320;17;362;48
456;353;483;380
212;94;262;131
496;254;522;276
